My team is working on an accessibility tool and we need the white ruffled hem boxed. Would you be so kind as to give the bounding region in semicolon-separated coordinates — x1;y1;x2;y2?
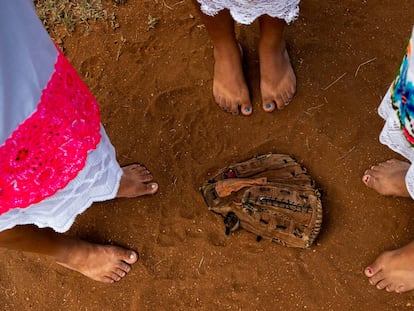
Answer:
196;0;300;24
405;165;414;199
0;125;122;233
378;86;414;199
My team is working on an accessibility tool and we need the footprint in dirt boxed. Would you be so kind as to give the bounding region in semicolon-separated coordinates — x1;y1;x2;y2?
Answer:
145;86;228;165
156;219;187;247
79;56;104;87
145;86;197;118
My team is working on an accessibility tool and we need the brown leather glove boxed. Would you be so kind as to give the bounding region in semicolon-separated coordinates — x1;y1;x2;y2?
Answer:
200;154;322;248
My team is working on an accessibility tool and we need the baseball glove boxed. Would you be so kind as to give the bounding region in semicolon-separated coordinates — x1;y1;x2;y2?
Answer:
200;154;322;248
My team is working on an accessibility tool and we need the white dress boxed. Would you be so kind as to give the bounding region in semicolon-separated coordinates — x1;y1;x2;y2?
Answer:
196;0;300;24
377;27;414;198
0;0;122;232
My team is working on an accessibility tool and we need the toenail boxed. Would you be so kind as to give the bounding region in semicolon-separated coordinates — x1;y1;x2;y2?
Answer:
130;253;136;260
245;107;251;112
151;183;157;189
363;175;369;183
265;103;272;109
367;267;372;275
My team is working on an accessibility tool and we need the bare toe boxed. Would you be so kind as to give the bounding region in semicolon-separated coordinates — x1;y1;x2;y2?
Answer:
212;42;251;116
241;103;253;116
274;95;287;110
362;174;378;188
140;182;158;195
376;279;390;290
114;268;126;278
56;242;138;283
117;261;132;274
109;271;122;282
369;270;385;286
386;283;397;292
263;101;276;112
215;93;228;112
362;159;410;197
259;42;296;113
117;164;158;198
364;242;414;293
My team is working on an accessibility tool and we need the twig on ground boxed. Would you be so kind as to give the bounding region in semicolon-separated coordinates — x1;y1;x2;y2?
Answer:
336;146;356;161
304;103;324;117
121;154;132;160
115;36;126;61
154;258;165;267
198;256;204;269
307;103;325;112
116;47;122;61
197;256;205;275
354;57;377;77
163;0;185;10
323;73;347;91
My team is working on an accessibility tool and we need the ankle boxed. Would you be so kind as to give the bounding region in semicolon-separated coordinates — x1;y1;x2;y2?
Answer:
258;37;285;54
213;39;240;57
54;237;89;264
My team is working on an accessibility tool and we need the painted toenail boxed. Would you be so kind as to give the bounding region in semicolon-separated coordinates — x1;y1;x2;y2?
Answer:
245;107;251;112
363;175;369;183
265;103;272;109
367;268;372;275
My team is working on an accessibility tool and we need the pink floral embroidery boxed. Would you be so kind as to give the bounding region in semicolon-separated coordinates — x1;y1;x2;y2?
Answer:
0;48;101;214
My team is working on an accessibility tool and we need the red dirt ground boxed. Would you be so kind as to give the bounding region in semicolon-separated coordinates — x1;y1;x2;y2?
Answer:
1;1;414;310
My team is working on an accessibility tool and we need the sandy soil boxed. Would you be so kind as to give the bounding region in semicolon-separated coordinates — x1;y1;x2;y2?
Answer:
1;0;414;310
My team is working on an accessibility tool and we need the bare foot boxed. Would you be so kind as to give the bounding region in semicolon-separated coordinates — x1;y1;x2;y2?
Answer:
57;239;138;283
116;164;158;198
362;159;410;197
259;39;296;112
212;41;252;116
365;241;414;293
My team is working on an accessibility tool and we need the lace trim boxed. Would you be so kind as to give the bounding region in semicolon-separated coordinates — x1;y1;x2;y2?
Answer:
406;164;414;199
0;48;101;214
0;126;121;233
196;0;300;24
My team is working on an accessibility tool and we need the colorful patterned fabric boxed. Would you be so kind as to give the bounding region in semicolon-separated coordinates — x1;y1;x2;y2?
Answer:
391;31;414;145
378;27;414;199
